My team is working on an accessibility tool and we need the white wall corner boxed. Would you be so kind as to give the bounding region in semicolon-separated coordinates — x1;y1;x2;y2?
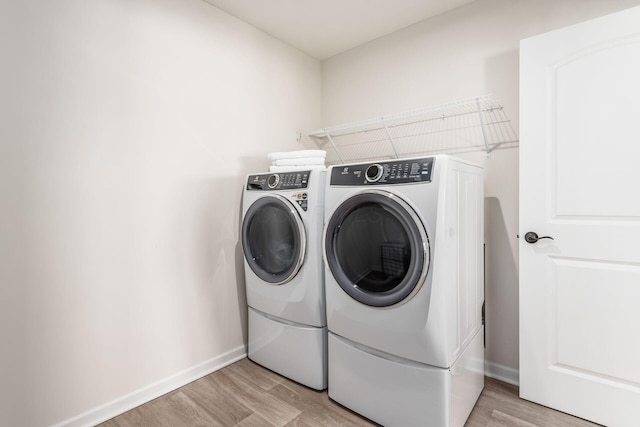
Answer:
50;346;248;427
485;361;520;387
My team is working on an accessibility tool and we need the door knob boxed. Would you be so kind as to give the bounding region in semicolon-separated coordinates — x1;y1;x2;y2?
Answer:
524;232;554;244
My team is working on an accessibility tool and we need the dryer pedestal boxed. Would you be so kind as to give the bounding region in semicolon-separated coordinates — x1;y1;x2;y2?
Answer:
248;307;328;390
328;327;484;427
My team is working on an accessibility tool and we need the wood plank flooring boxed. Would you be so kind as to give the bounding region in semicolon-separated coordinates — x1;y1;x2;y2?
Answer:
99;358;601;427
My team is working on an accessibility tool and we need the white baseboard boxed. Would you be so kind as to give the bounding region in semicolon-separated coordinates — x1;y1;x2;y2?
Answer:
51;345;247;427
51;347;517;426
485;361;520;387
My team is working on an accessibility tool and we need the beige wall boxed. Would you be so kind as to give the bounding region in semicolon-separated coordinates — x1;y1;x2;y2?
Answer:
320;0;640;383
0;0;320;425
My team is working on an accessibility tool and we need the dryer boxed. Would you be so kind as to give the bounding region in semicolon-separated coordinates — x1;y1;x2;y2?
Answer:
241;169;327;390
323;155;484;426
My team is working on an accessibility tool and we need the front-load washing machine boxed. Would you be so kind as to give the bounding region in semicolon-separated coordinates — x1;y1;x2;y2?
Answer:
241;168;327;390
323;155;484;426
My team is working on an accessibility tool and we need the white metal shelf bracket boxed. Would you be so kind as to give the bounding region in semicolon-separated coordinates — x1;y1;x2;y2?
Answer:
324;131;345;164
476;97;491;157
382;119;400;159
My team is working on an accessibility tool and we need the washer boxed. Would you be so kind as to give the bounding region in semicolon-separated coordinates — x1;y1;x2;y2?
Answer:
241;168;327;390
323;155;484;426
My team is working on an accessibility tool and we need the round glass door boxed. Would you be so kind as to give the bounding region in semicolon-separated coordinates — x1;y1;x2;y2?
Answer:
324;190;429;307
242;195;306;285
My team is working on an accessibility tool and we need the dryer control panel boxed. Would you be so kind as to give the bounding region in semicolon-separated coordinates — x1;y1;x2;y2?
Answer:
330;157;434;186
246;171;310;191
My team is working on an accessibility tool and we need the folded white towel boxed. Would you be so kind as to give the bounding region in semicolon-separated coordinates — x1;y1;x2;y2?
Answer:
268;150;327;161
269;165;327;172
272;157;326;166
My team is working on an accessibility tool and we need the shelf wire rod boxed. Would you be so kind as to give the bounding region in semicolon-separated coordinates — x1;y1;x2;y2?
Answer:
324;131;345;164
482;108;495;145
475;97;491;156
382;119;400;159
493;109;508;149
495;108;510;148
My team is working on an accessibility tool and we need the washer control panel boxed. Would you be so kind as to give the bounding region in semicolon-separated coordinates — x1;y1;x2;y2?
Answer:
246;172;310;210
247;172;310;191
330;157;434;186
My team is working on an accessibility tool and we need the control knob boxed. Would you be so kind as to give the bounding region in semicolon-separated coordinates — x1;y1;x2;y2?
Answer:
365;164;384;183
267;174;279;189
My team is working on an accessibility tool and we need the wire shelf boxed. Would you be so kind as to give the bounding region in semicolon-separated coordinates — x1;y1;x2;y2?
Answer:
297;95;518;165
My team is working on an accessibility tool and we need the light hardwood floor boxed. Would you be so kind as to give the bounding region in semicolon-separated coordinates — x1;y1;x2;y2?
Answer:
99;357;601;427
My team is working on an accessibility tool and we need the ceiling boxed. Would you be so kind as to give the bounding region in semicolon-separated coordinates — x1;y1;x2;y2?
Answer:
202;0;477;60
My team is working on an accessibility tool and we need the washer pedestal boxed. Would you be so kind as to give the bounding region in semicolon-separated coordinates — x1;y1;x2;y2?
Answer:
328;328;484;427
248;307;327;390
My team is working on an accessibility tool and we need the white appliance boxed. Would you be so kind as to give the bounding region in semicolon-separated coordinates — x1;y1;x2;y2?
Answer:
241;169;327;390
323;155;484;426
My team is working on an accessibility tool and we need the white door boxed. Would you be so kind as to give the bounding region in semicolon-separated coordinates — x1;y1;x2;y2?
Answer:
519;6;640;427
